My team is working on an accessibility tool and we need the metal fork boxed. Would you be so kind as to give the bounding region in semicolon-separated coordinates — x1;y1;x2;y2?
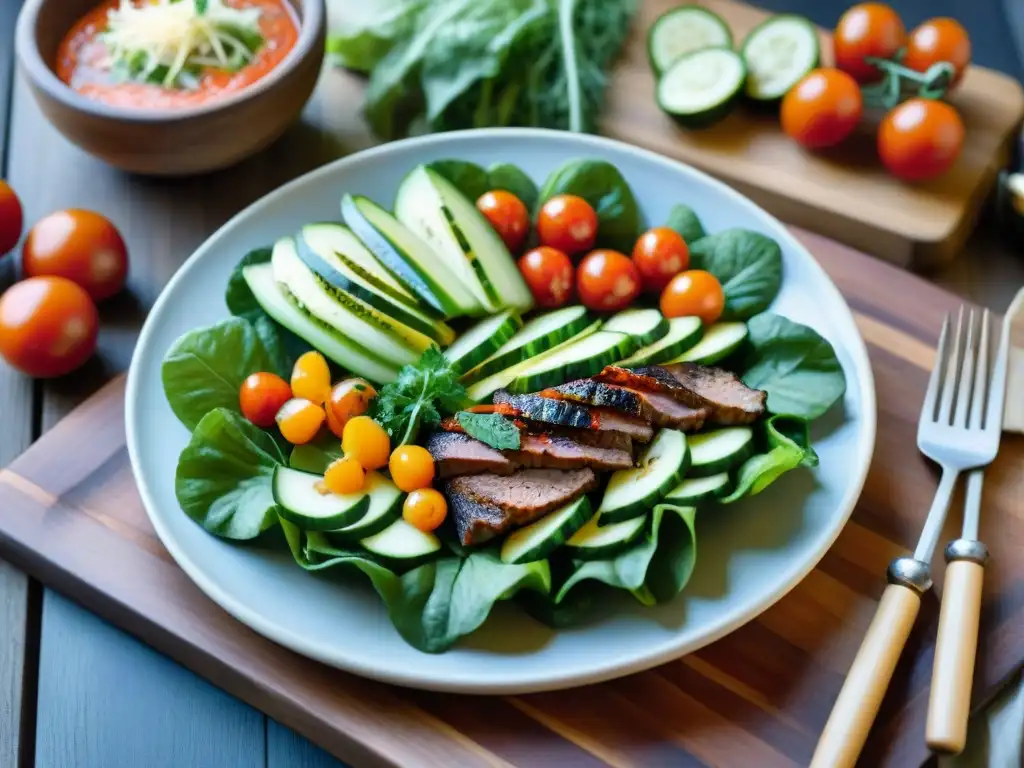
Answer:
810;307;1008;768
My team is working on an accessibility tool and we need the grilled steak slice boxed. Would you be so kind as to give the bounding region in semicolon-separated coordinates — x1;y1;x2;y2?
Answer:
545;379;708;431
493;390;654;443
427;431;515;478
511;434;633;472
448;492;508;546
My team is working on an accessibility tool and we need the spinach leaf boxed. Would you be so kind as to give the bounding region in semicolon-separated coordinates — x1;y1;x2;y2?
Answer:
487;162;539;210
325;0;426;73
689;229;783;320
162;317;276;431
740;312;847;420
538;159;641;252
289;435;343;474
225;247;273;317
427;159;491;202
721;416;818;503
175;408;285;540
456;412;521;450
665;203;706;244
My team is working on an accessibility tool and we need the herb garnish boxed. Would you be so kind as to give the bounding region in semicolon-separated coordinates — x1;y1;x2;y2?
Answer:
456;412;521;450
370;347;466;445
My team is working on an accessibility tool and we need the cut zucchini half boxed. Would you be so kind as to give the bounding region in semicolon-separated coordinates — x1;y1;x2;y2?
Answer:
603;308;669;346
507;330;637;394
664;472;732;505
672;321;749;365
565;512;646;560
741;14;820;102
689;427;755;477
443;310;522;374
325;472;404;542
598;429;690;524
648;5;733;75
242;263;399;384
500;496;591;564
657;48;747;129
273;466;371;531
617;316;703;367
360;518;441;569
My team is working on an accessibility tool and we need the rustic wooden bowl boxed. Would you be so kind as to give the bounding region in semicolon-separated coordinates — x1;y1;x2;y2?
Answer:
14;0;325;176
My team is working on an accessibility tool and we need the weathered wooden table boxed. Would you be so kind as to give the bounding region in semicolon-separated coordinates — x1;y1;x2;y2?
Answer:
1;0;1024;766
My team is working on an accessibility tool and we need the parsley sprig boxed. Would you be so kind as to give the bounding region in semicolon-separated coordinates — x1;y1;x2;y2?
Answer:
370;347;467;445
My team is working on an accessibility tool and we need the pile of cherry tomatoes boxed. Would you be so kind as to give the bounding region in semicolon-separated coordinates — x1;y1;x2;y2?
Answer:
477;190;726;325
781;4;970;181
0;180;129;378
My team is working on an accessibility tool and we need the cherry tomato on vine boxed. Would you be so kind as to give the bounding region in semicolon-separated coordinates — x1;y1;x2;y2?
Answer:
632;227;690;294
660;270;725;325
518;246;574;308
239;372;292;428
903;18;971;87
781;68;863;149
0;276;98;378
403;488;447;532
476;190;530;253
576;249;640;312
878;98;965;182
389;445;436;492
537;195;598;255
833;2;906;83
0;181;23;256
22;209;128;301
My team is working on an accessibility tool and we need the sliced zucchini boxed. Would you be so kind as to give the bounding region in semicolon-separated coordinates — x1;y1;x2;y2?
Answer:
673;321;749;364
342;194;480;317
444;310;522;374
602;308;669;346
324;472;404;542
657;48;747;129
689;427;755;477
242;263;399;384
648;5;733;74
598;429;690;524
741;14;820;102
360;518;442;568
273;466;371;531
461;305;592;385
565;512;646;560
617;316;703;367
508;331;637;394
664;472;732;505
500;496;591;564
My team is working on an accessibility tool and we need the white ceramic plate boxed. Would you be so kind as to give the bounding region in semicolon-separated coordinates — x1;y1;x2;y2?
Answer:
126;129;876;694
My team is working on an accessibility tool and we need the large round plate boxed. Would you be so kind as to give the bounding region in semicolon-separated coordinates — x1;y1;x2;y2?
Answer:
126;129;875;693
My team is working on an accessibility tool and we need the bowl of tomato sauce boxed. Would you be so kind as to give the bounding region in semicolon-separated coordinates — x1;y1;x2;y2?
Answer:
15;0;324;176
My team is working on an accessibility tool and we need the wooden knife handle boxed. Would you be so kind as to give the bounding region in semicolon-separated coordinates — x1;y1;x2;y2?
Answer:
810;583;921;768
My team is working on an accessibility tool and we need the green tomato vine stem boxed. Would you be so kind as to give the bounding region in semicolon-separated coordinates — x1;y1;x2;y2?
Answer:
859;55;957;110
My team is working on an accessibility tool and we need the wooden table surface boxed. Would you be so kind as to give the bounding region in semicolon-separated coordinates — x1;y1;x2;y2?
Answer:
1;1;1023;767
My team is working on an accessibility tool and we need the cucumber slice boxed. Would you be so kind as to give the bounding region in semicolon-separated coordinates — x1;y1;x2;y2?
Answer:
271;238;421;367
657;48;747;129
616;316;703;367
273;466;371;531
508;331;637;394
342;194;479;317
648;5;733;75
602;308;669;346
324;472;404;542
664;472;732;505
689;427;754;477
461;305;592;385
242;263;399;384
444;310;522;374
565;511;646;560
360;518;441;568
672;321;749;364
741;14;820;102
500;496;591;564
598;429;690;524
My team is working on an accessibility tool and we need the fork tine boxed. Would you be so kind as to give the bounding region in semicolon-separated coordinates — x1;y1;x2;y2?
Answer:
970;311;991;430
922;313;951;425
986;307;1013;432
937;307;965;425
953;309;977;428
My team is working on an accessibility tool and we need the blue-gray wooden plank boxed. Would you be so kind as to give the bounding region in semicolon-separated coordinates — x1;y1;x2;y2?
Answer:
267;721;346;768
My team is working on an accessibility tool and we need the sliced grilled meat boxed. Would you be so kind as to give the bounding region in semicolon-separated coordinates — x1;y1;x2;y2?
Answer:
427;431;514;478
512;434;633;472
448;492;508;546
493;390;653;443
544;379;708;431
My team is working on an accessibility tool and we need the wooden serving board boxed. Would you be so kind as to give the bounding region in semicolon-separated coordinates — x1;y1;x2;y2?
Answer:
600;0;1024;268
0;231;1022;768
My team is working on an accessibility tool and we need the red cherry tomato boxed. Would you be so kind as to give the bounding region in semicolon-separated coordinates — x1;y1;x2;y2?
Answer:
660;270;725;325
903;18;971;87
632;227;690;293
239;372;292;428
476;190;530;253
518;246;574;308
833;3;906;83
0;181;23;256
22;209;128;301
0;276;98;378
537;195;598;255
576;249;640;312
781;68;863;149
878;98;965;182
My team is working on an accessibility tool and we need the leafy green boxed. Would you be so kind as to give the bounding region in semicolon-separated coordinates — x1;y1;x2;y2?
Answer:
370;346;467;444
225;247;273;317
740;312;847;420
175;408;285;539
689;229;783;320
427;160;491;202
325;0;425;72
487;163;539;210
537;159;641;251
722;416;818;503
456;412;521;450
665;203;706;244
289;435;343;474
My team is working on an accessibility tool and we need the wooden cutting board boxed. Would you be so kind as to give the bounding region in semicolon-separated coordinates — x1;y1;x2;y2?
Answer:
0;230;1021;768
600;0;1024;268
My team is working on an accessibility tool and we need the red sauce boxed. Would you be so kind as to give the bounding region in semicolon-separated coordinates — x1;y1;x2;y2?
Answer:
55;0;299;109
466;403;520;417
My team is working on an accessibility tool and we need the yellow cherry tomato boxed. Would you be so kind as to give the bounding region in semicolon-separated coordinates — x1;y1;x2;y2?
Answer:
342;415;391;470
275;397;325;445
389;445;436;492
322;455;365;495
326;377;377;437
403;488;447;532
290;351;331;404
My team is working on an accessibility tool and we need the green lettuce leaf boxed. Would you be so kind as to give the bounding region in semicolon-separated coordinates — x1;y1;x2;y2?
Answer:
689;229;783;321
721;416;818;503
